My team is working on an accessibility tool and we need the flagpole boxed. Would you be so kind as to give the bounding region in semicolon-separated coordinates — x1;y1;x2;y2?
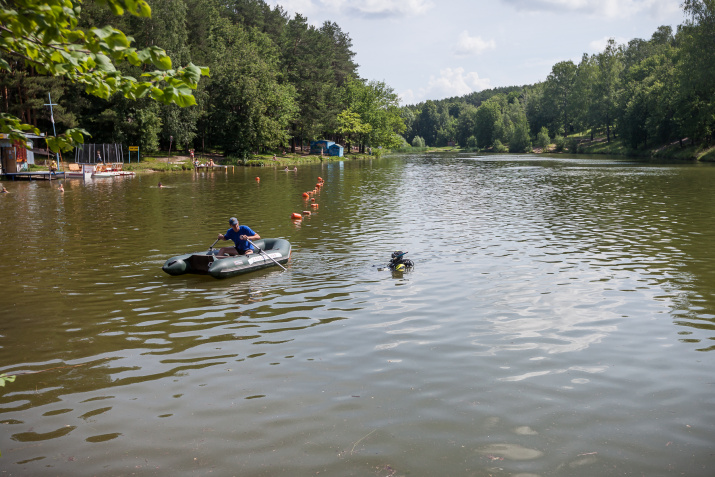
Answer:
44;93;60;173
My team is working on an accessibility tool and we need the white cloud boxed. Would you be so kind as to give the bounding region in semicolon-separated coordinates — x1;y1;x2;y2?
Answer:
454;31;496;56
400;67;491;104
501;0;680;19
588;36;629;52
266;0;434;18
266;0;318;17
331;0;433;17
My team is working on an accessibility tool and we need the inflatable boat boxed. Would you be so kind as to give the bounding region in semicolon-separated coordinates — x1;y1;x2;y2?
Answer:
162;238;291;278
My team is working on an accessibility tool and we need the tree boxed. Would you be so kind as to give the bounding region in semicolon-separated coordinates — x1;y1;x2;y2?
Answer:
0;0;209;151
571;53;598;139
342;77;405;150
455;104;478;146
337;109;371;152
474;96;503;148
592;39;624;142
677;0;715;143
205;19;297;156
535;126;550;149
411;135;425;147
543;60;576;137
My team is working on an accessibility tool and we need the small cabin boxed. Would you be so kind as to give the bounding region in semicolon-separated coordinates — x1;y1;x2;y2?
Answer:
310;140;343;157
310;140;333;155
0;134;42;174
328;144;344;157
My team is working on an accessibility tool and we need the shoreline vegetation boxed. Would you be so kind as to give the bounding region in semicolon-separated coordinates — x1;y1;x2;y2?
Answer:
27;132;715;175
4;1;714;170
408;135;715;162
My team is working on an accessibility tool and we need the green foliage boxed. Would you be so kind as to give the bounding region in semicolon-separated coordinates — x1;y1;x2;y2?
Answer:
337;109;371;149
0;0;209;151
475;98;502;148
509;119;532;153
466;135;478;149
136;105;163;152
0;374;16;387
535;127;551;149
411;135;425;148
554;135;565;152
493;139;508;153
205;18;297;156
341;77;404;150
542;60;577;137
566;137;581;153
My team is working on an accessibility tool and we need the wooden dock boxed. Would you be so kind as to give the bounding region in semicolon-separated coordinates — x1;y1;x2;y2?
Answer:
3;171;66;181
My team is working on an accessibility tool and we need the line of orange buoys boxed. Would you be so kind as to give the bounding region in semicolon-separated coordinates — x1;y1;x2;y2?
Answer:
293;176;325;223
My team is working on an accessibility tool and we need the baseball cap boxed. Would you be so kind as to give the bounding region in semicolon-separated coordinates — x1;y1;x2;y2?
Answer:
228;217;238;225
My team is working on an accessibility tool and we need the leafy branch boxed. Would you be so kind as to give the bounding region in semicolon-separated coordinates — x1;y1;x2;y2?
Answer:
0;0;209;151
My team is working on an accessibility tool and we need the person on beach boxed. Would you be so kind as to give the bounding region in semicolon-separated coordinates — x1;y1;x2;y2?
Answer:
217;217;260;256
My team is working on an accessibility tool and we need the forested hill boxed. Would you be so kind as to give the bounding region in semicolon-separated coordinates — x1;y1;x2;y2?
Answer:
401;0;715;157
0;0;405;157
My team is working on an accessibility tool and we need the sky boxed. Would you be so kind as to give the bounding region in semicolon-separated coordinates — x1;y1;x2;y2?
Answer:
263;0;685;106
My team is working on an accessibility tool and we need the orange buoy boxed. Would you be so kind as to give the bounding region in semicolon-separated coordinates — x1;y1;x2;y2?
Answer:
316;183;322;188
302;192;310;198
255;177;260;182
310;198;316;202
302;210;311;215
291;213;302;220
310;203;319;208
317;177;323;182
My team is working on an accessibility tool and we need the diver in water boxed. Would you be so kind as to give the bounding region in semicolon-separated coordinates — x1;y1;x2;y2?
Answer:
388;251;414;271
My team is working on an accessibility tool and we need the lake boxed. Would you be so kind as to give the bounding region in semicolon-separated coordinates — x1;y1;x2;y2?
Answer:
1;153;714;476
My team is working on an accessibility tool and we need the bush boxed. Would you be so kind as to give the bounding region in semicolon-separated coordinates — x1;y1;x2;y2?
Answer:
493;139;508;153
535;127;551;150
411;135;426;148
509;121;532;153
566;137;580;153
466;135;478;149
554;135;565;152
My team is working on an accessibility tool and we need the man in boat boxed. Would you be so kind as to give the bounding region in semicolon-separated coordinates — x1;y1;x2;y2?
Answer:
217;217;260;256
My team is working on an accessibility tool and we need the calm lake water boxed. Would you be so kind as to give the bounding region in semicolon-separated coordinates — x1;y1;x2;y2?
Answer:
1;153;715;476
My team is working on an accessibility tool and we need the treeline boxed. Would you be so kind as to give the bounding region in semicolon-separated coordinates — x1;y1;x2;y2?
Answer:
402;0;715;154
0;0;404;157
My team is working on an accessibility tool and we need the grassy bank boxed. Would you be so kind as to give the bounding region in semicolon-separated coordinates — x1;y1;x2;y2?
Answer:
567;135;715;161
387;136;714;162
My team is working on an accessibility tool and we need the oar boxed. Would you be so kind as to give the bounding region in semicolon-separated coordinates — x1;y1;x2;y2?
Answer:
208;238;220;251
247;238;287;271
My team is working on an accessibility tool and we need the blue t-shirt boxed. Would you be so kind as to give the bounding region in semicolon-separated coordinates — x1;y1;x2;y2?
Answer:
225;225;256;252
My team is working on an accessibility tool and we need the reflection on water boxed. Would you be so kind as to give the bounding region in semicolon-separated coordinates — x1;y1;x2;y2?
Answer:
1;154;715;476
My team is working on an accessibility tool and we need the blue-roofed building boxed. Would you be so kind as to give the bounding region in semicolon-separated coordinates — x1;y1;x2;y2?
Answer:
328;144;344;157
310;140;333;155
